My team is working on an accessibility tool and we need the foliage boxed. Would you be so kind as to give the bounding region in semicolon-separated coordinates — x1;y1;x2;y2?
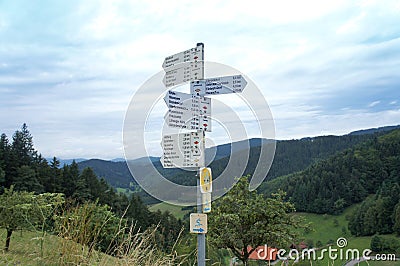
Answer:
394;203;400;235
348;182;400;236
209;176;303;266
370;235;400;253
0;186;64;251
54;201;186;265
55;201;122;261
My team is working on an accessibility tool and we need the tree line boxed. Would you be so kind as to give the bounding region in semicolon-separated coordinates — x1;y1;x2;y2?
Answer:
0;124;182;252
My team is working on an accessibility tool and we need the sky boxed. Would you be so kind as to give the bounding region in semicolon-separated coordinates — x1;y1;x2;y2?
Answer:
0;0;399;160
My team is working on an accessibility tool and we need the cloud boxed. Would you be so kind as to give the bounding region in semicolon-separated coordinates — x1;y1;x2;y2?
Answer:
368;101;381;107
0;0;399;159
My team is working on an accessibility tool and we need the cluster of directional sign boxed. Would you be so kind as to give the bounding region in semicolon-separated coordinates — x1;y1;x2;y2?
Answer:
160;43;248;240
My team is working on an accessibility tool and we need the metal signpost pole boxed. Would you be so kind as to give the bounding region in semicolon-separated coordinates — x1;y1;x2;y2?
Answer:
197;43;206;266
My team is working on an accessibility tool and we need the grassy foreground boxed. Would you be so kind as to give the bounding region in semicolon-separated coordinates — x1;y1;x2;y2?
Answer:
0;228;183;266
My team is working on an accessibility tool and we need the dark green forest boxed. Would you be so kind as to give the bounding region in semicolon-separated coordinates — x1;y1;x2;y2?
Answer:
0;124;182;253
83;128;395;192
262;129;400;237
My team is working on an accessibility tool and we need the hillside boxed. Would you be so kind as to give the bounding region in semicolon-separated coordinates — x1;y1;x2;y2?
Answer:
77;125;400;195
78;159;135;189
261;129;400;216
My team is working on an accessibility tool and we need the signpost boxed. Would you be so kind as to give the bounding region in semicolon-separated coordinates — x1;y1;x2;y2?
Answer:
163;90;211;131
163;43;204;88
161;132;205;168
160;43;248;266
162;44;204;69
191;75;247;96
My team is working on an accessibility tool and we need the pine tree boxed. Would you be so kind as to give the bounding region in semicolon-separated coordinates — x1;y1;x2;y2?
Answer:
80;167;101;200
72;176;91;202
0;134;12;187
13;165;43;193
49;157;61;192
12;123;36;167
61;160;79;197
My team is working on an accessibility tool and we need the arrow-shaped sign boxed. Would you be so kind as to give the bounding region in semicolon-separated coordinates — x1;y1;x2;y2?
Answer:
162;44;204;88
162;43;204;69
190;75;248;96
163;62;204;88
192;228;205;233
164;90;211;132
163;90;193;109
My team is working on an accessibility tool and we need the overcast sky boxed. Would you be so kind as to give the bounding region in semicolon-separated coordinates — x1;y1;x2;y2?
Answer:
1;0;399;160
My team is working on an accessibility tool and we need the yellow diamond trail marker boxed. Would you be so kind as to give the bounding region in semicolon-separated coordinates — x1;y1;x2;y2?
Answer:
200;167;212;193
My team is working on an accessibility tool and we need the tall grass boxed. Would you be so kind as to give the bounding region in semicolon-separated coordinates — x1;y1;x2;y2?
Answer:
1;201;188;265
53;202;187;266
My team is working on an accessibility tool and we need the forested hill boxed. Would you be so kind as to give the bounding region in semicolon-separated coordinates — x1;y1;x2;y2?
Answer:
76;126;400;193
261;128;400;217
77;159;133;189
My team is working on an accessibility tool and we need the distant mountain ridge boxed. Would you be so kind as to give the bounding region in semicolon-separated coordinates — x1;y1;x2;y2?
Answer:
74;125;400;196
64;125;400;166
348;125;400;135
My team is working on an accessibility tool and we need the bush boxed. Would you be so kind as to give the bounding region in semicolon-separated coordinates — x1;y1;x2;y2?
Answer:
370;235;400;253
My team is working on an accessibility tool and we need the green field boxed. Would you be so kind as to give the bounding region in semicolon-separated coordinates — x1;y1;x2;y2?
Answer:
293;206;399;266
149;202;190;220
296;205;358;245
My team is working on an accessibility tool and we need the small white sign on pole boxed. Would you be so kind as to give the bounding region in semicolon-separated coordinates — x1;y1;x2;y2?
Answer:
190;213;207;234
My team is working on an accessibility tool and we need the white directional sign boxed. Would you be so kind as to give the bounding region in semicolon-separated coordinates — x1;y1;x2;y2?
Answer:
161;132;205;168
163;44;204;88
164;90;211;132
190;213;207;234
162;43;204;69
163;62;204;88
164;91;195;125
190;75;247;96
202;193;211;213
